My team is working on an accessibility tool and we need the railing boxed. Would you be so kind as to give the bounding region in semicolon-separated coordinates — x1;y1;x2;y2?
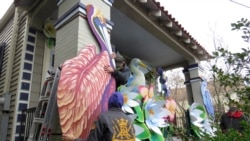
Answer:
19;107;36;141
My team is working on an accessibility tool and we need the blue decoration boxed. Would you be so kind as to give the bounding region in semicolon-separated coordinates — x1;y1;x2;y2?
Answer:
201;80;215;118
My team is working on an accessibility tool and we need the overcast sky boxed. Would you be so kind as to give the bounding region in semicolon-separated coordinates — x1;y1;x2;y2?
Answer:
0;1;12;19
1;0;249;54
156;0;250;54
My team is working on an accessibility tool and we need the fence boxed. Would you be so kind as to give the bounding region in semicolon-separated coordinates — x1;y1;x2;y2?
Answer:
176;116;186;129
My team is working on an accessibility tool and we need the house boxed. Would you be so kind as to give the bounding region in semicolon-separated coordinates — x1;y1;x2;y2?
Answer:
0;0;211;140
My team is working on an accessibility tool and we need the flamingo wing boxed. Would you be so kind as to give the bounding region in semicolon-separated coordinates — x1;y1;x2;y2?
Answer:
57;45;114;139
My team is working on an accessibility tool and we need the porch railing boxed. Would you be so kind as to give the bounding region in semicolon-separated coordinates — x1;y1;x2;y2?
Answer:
19;107;36;141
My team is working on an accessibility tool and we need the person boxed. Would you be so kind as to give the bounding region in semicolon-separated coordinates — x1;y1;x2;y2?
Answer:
87;92;136;141
220;106;246;133
104;52;131;88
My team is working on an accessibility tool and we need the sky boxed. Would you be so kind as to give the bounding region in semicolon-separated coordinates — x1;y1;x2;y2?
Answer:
0;1;12;19
156;0;250;54
1;0;249;54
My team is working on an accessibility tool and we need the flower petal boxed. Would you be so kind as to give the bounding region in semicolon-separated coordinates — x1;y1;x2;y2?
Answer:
127;92;139;99
123;105;134;114
151;126;163;135
127;100;139;107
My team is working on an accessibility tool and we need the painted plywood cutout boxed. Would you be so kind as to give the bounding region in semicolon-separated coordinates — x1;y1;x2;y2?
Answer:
57;5;116;139
118;59;173;141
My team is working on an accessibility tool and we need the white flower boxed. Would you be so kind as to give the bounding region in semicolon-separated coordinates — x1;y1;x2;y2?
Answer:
121;91;140;114
144;99;171;135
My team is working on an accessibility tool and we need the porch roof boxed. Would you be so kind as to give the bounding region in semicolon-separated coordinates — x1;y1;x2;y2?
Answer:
13;0;212;69
111;0;211;69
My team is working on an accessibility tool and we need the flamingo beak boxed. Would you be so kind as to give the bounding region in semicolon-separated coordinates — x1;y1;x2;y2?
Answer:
139;62;147;68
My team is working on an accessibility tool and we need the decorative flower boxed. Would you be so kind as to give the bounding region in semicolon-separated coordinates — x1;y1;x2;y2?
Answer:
165;98;177;122
144;99;171;136
43;21;56;38
43;21;56;49
138;85;154;102
119;86;140;114
189;103;216;137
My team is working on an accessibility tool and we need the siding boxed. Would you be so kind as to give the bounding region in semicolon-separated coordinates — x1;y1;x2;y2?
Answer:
8;15;28;141
55;18;79;67
0;18;14;96
78;17;99;53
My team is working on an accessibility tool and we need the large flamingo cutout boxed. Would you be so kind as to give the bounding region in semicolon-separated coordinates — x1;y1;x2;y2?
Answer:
57;5;116;139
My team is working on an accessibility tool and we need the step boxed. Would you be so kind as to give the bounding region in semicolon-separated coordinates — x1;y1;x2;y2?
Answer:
33;118;45;123
40;96;50;101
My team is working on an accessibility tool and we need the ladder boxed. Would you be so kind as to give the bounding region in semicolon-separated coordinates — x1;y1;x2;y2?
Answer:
28;67;61;141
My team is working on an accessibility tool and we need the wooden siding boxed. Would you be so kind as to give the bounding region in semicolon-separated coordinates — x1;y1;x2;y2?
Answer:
55;18;79;67
78;17;99;53
0;18;14;96
58;0;79;18
7;15;28;141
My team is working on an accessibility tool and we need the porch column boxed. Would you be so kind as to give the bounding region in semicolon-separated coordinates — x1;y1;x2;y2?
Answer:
183;63;204;106
55;0;113;67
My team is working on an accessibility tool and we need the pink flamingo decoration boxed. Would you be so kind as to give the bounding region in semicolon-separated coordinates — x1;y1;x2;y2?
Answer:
57;5;116;139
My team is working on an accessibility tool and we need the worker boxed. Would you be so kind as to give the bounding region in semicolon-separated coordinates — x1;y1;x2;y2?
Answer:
87;92;136;141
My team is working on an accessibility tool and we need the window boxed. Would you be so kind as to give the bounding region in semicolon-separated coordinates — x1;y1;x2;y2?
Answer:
15;125;21;134
15;136;24;141
26;44;34;52
25;53;33;61
28;36;35;43
23;63;32;71
20;92;29;100
21;82;30;90
17;114;24;122
18;103;27;111
29;28;36;34
22;72;31;80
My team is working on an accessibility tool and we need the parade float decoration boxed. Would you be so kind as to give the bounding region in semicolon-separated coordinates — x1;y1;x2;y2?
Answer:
57;5;116;139
188;102;216;138
165;97;177;122
43;21;56;49
119;58;172;141
201;80;215;118
56;4;174;140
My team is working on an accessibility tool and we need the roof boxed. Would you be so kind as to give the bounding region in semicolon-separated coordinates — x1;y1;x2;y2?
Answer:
12;0;212;69
111;0;212;69
152;0;211;58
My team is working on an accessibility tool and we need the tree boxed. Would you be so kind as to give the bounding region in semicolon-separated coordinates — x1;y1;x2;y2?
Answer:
206;18;250;140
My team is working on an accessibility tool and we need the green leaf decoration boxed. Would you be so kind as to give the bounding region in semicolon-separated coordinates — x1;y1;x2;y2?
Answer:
196;105;207;119
134;94;143;101
161;125;175;139
46;38;55;49
134;105;144;122
191;124;202;138
149;130;165;141
134;121;151;140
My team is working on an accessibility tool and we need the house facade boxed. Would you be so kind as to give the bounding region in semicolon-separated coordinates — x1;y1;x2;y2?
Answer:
0;0;210;140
